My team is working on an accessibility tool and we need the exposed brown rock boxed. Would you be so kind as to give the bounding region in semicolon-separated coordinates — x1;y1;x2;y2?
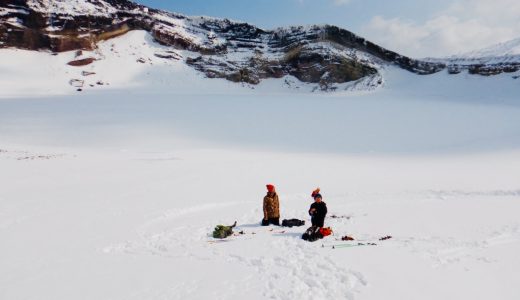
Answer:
51;35;95;52
96;23;132;42
67;58;96;66
2;0;515;89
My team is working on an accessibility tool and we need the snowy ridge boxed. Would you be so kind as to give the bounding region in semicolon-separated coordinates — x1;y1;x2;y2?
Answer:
0;0;446;92
27;0;119;17
1;0;519;91
456;37;520;60
424;36;520;73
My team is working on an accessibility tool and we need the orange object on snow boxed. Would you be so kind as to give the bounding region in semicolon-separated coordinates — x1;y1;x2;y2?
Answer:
319;227;333;237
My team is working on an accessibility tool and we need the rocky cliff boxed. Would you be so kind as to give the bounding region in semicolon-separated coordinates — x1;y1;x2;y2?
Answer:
1;0;517;90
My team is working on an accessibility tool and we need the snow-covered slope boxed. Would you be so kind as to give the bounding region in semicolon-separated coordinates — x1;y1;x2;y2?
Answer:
453;37;520;61
1;0;446;92
3;0;519;91
464;38;520;58
3;29;520;98
423;37;520;75
1;59;520;299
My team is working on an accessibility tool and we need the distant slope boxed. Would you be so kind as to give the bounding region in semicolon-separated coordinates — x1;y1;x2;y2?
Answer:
456;37;520;60
0;0;445;92
424;37;520;75
1;0;519;91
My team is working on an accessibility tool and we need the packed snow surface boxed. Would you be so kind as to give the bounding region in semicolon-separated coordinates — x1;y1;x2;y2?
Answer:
1;31;520;300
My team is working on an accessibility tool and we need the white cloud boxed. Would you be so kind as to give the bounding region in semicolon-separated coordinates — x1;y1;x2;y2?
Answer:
360;0;520;58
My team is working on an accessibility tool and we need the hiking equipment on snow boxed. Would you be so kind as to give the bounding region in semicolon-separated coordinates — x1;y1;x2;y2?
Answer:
261;218;280;226
281;219;305;227
341;235;355;241
324;242;377;249
330;215;351;220
319;227;333;237
324;235;392;248
212;221;237;239
302;226;323;242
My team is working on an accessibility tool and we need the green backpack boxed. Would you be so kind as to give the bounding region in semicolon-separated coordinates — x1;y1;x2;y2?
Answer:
212;221;237;239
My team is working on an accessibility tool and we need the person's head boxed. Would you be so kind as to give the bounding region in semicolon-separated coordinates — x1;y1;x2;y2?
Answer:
266;184;275;194
313;193;322;202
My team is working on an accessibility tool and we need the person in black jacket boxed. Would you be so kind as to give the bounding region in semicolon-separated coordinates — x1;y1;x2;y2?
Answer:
309;191;327;228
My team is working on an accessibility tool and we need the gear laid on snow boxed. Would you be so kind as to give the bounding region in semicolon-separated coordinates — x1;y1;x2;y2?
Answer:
319;227;333;237
341;235;355;241
212;221;237;239
330;214;351;220
302;226;324;242
329;242;377;249
281;219;305;227
261;218;280;226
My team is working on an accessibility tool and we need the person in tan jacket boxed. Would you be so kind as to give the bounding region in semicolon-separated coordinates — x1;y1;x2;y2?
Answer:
262;184;280;226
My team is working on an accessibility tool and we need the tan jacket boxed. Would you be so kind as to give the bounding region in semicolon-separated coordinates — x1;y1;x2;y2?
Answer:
263;192;280;219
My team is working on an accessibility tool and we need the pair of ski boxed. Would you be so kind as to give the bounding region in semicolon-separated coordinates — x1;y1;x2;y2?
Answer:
323;235;392;249
323;242;377;249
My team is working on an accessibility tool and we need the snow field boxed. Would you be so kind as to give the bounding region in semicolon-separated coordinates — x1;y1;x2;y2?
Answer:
1;27;520;300
1;146;520;299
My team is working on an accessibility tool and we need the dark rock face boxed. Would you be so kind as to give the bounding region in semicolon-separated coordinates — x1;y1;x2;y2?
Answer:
0;0;515;89
467;63;520;76
429;57;520;76
0;0;148;51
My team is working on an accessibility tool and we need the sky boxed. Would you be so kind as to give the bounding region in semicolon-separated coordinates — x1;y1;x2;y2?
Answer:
134;0;520;58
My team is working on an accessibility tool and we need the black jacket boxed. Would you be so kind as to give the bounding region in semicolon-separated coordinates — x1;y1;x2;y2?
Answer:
309;201;327;220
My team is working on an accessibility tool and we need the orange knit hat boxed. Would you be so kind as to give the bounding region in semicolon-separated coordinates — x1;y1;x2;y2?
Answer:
311;187;320;198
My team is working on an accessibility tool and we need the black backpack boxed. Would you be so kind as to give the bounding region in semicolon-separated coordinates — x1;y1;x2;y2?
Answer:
301;226;323;242
282;219;305;227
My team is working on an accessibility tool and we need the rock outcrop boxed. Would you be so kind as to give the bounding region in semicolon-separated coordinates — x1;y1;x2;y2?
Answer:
1;0;517;89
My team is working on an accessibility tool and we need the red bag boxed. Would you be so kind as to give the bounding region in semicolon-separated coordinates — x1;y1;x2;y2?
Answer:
319;227;333;237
